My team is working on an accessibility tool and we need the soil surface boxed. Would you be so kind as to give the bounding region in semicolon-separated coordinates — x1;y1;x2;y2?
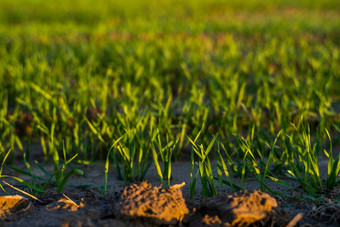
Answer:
1;157;340;226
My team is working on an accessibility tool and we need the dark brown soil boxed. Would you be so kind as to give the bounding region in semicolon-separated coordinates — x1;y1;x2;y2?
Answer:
0;160;339;226
189;190;285;227
1;182;288;227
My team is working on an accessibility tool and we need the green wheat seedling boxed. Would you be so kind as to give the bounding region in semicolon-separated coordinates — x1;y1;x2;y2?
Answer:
0;146;82;194
188;131;217;198
0;91;8;155
286;126;340;193
0;149;12;192
55;143;84;193
0;110;23;156
115;135;135;182
36;107;60;169
114;125;152;182
235;131;291;195
104;135;124;195
21;143;82;193
151;131;179;187
284;124;337;194
324;129;340;190
4;152;52;194
135;134;153;182
261;131;293;194
216;142;241;191
236;136;260;190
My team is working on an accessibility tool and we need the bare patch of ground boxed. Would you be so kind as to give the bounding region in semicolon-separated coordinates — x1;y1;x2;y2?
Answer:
1;182;287;227
0;159;339;226
189;190;284;227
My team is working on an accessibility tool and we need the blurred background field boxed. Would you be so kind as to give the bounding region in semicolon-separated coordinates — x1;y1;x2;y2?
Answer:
0;0;339;196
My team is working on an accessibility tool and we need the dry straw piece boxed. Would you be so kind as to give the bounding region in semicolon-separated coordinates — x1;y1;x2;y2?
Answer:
46;193;84;212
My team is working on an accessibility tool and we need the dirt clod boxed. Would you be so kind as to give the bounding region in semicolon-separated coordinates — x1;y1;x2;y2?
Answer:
0;195;32;221
192;190;280;226
115;181;189;225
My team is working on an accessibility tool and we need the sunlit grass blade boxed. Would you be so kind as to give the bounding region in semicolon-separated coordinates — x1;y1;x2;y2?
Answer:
57;169;83;193
0;149;11;192
151;143;164;186
216;143;240;191
7;165;45;182
104;136;124;195
325;129;340;189
34;161;52;179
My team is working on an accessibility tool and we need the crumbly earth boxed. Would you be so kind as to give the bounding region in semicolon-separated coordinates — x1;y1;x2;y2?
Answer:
193;190;278;226
116;181;189;225
188;190;290;227
0;195;32;221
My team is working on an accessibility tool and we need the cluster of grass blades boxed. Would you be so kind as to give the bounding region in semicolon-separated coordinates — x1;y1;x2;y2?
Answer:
151;131;179;187
188;131;217;198
216;142;241;192
104;135;123;195
1;123;339;200
285;125;340;195
0;144;83;196
112;132;152;183
184;122;337;199
234;130;293;196
104;116;156;187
